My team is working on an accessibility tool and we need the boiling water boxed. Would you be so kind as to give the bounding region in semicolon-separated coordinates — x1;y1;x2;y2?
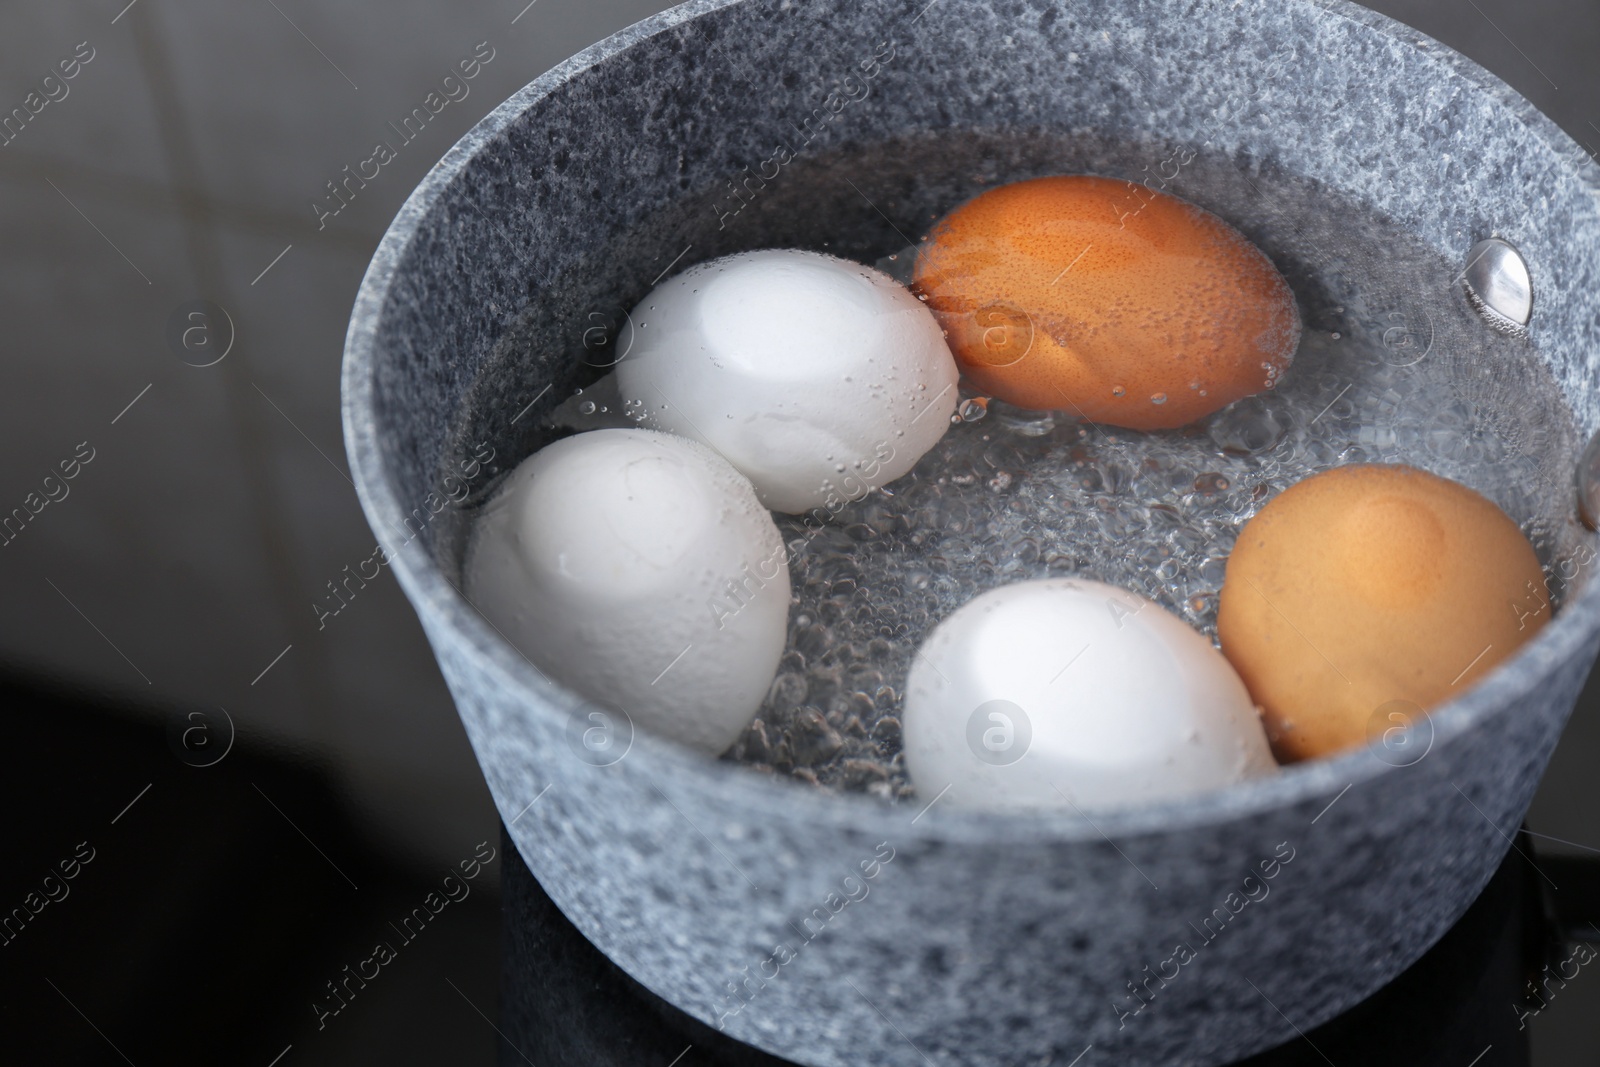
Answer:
465;133;1587;803
715;256;1581;801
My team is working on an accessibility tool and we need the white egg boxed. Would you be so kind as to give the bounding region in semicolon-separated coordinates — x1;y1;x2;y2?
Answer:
903;579;1276;812
614;249;959;514
464;428;790;754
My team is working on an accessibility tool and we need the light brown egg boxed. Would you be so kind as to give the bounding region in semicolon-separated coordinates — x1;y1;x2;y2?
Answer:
1217;464;1548;762
912;175;1301;430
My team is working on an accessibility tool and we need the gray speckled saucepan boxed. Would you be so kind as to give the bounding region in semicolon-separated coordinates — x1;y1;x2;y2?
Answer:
342;1;1600;1064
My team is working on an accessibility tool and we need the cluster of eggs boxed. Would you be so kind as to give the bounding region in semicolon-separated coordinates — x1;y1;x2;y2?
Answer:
466;175;1549;813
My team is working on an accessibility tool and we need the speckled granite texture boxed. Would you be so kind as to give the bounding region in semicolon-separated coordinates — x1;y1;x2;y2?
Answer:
342;1;1600;1064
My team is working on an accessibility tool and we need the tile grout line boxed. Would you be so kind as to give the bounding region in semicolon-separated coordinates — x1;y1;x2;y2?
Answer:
129;7;350;756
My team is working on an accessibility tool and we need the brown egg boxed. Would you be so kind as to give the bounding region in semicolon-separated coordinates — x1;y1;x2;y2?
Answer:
912;175;1301;430
1217;464;1548;762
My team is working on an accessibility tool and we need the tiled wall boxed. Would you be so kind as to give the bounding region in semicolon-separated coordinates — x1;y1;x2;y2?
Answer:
0;0;678;868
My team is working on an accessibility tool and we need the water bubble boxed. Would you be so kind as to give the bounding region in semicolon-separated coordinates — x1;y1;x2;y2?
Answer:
1111;385;1126;398
1208;397;1287;454
957;398;989;422
578;400;596;415
1150;392;1167;405
790;707;845;766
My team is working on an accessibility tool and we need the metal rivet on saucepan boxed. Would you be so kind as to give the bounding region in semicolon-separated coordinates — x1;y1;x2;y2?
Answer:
1576;429;1600;531
1461;237;1532;339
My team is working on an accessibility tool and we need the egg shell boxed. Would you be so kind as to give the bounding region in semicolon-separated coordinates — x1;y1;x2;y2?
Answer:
1217;463;1548;762
464;428;790;754
614;249;959;513
903;578;1277;812
913;175;1301;430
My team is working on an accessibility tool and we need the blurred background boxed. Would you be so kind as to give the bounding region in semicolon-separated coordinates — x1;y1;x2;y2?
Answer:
1;0;1598;1063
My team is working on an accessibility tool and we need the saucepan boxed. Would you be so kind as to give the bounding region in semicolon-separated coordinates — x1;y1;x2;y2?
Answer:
342;0;1600;1062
